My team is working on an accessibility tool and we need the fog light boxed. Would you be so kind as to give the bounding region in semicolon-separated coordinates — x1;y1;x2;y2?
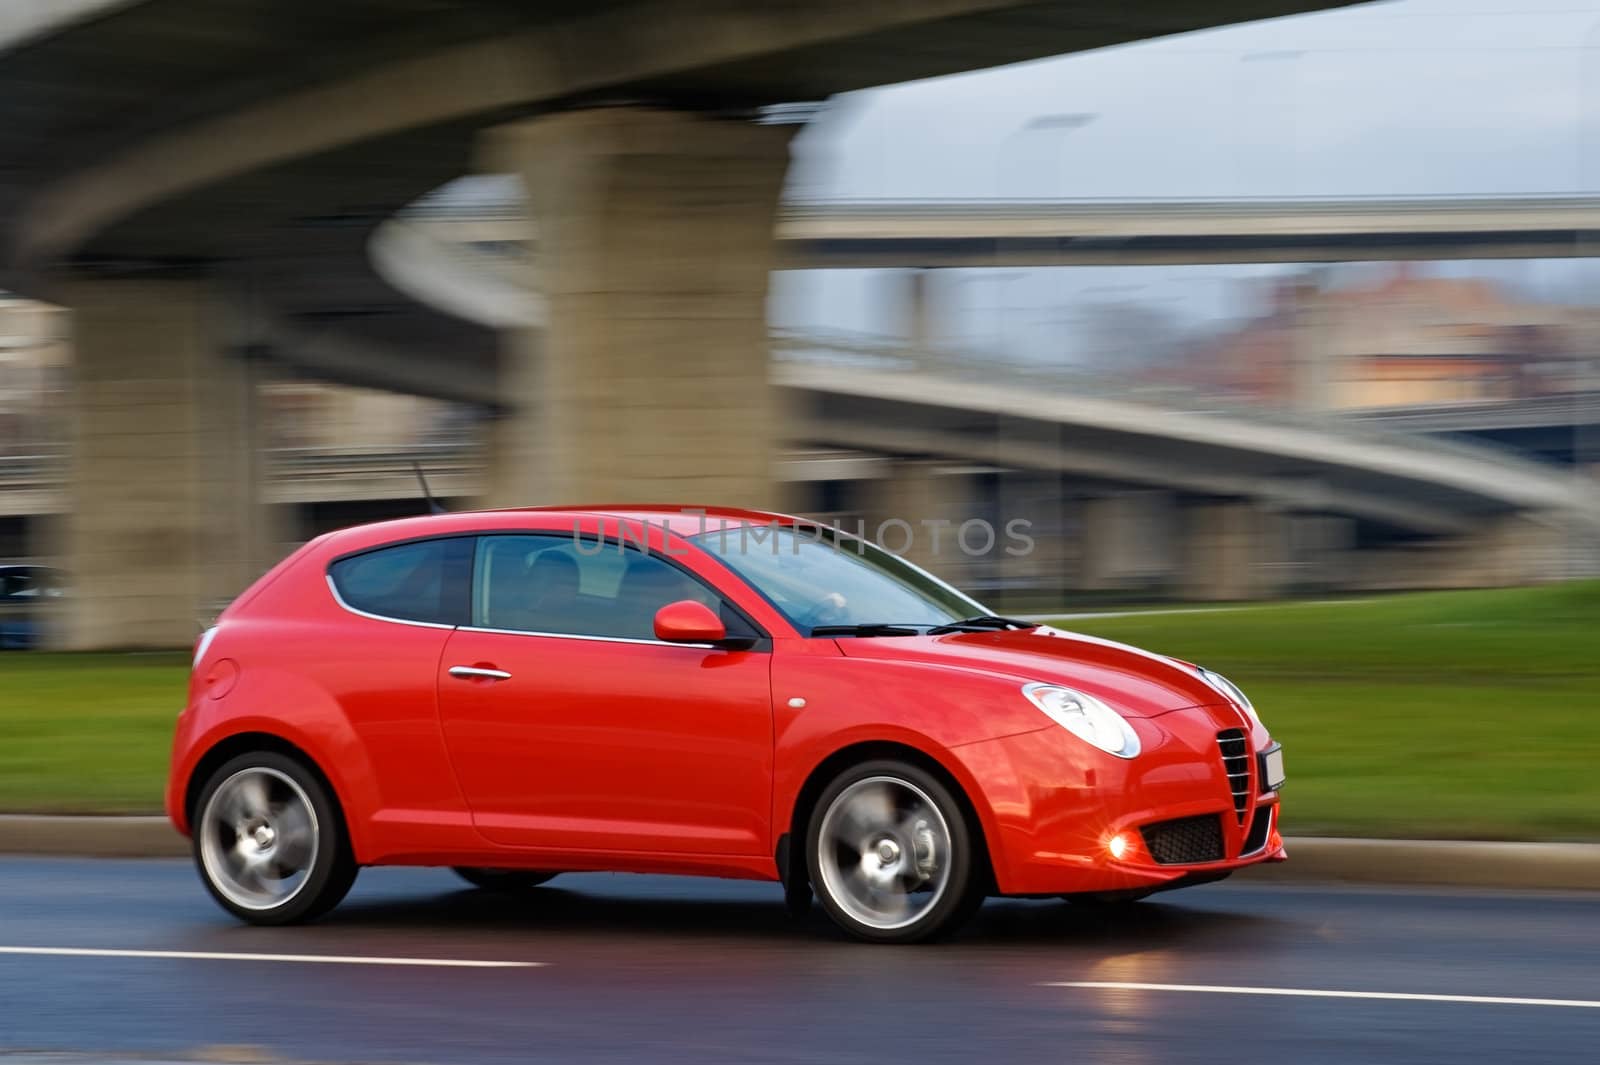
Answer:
1108;833;1131;860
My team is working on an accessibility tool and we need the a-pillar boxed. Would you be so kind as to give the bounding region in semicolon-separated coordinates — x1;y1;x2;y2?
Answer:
1178;500;1289;601
482;107;794;509
54;280;279;649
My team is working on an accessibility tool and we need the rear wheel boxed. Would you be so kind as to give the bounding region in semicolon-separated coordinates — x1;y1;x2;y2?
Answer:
452;867;560;891
806;759;982;943
192;751;357;925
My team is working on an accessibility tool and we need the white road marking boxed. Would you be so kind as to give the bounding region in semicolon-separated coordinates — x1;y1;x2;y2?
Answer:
1048;981;1600;1009
0;946;541;968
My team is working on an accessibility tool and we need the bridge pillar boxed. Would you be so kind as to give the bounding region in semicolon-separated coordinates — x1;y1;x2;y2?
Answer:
991;472;1070;605
1080;492;1178;594
482;108;794;508
1447;514;1565;587
857;459;970;580
1178;501;1289;601
903;269;935;350
53;280;279;649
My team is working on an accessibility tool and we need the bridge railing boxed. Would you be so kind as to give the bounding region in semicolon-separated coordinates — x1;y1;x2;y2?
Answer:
770;327;1591;495
0;441;483;487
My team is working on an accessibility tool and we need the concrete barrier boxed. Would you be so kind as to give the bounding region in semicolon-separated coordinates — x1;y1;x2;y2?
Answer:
0;814;186;858
1239;836;1600;892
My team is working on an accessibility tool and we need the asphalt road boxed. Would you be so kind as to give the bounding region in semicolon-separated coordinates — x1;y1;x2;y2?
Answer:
2;857;1597;1064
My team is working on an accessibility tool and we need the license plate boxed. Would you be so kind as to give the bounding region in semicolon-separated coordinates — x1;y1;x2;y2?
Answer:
1260;745;1286;792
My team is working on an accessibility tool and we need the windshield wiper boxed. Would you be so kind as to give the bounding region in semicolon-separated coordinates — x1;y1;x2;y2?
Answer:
925;615;1037;635
810;623;926;638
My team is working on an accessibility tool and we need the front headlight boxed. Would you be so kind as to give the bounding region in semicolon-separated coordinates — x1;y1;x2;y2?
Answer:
1197;667;1261;726
1021;683;1141;759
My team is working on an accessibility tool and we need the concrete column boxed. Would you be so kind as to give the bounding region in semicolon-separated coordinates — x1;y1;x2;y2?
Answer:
1289;277;1335;412
903;269;934;351
1285;513;1356;592
482;108;794;508
55;280;278;649
1178;501;1289;601
1448;513;1565;588
855;460;970;581
1079;491;1179;593
990;471;1067;604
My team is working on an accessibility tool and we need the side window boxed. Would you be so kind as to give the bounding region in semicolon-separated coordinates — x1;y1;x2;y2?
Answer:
473;534;758;642
328;537;472;625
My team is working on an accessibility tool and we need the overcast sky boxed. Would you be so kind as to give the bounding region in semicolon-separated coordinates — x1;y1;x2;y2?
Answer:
776;0;1600;350
795;0;1600;199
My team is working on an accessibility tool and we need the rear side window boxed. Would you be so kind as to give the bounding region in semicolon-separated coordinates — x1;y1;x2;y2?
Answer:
329;537;472;625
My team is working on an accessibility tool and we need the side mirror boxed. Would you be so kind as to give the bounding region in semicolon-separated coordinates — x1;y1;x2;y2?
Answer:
653;599;727;644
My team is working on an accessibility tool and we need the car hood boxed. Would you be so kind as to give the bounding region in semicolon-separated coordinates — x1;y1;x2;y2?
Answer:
832;625;1226;718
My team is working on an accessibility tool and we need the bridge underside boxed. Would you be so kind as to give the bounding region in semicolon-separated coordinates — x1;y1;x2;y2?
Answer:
0;0;1387;645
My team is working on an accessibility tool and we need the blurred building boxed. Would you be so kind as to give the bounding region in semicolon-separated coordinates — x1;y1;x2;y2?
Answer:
1192;266;1597;411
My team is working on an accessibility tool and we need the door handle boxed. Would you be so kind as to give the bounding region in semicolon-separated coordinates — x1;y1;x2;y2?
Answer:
448;665;512;681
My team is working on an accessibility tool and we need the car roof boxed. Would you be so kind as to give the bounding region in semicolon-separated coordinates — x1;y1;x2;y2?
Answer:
313;505;804;553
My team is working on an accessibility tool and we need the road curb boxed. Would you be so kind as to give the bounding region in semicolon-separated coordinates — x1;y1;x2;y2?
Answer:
0;815;187;858
1238;837;1600;892
2;818;1598;890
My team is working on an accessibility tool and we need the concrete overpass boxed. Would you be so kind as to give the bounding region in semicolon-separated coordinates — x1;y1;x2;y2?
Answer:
1346;393;1600;468
360;190;1600;539
388;191;1600;281
368;189;1600;367
0;0;1373;646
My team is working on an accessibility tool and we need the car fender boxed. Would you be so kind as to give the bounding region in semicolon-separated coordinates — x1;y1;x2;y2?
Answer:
771;651;1052;859
171;669;378;860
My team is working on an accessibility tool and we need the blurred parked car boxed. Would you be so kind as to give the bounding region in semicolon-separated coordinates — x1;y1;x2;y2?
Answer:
0;564;64;649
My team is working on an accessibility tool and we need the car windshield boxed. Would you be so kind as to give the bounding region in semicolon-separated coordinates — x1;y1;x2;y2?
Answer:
689;524;986;634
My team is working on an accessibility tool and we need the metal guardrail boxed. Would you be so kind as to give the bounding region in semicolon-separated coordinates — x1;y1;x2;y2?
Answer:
401;189;1600;224
262;441;478;472
1344;391;1600;433
769;327;1592;494
2;347;1593;511
0;442;482;485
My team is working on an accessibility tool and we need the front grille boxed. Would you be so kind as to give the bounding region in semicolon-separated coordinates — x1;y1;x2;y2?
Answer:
1140;814;1225;865
1217;729;1251;823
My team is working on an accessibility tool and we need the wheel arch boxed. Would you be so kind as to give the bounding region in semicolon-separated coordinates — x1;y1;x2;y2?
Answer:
781;739;996;894
182;731;358;861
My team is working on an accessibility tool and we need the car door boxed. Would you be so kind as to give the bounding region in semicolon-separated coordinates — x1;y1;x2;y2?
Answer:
436;532;774;855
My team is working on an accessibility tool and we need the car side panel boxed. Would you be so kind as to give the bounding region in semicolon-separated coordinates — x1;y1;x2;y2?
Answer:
769;643;1051;861
172;609;475;866
436;630;775;855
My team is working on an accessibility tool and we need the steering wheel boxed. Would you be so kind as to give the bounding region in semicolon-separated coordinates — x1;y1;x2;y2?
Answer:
796;592;849;630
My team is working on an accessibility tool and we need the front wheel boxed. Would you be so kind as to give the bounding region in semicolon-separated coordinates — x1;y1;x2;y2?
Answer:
452;867;560;891
806;760;982;943
192;751;357;925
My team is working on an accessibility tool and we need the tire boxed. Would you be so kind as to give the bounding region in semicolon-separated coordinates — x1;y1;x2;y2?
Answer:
805;759;983;944
452;867;560;891
192;751;357;926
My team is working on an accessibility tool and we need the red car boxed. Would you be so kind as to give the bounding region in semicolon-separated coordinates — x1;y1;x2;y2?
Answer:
168;506;1285;943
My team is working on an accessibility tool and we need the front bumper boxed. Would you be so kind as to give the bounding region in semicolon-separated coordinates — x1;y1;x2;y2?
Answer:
951;704;1285;896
